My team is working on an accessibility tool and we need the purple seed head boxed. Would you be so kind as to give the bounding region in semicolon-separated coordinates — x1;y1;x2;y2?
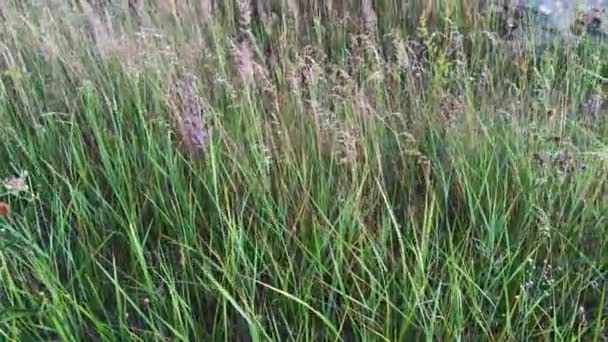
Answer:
169;74;209;156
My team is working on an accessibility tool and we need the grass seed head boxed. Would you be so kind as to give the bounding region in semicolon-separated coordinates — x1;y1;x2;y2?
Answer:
362;0;378;37
169;74;209;156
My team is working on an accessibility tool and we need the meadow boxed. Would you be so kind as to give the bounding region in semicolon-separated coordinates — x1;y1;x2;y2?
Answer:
0;1;607;340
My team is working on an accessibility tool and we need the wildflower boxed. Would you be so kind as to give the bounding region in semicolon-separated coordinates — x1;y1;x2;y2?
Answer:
3;172;29;195
0;202;9;217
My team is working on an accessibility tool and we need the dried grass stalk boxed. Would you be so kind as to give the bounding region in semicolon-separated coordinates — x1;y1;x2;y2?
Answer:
236;38;255;84
361;0;378;36
286;0;298;20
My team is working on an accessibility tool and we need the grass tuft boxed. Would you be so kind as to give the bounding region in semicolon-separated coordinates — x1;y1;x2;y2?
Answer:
0;0;607;340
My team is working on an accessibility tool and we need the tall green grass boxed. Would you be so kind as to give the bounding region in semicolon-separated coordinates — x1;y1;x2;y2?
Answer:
0;1;606;340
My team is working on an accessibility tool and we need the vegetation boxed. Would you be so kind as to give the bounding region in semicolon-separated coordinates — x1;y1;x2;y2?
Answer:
0;1;606;340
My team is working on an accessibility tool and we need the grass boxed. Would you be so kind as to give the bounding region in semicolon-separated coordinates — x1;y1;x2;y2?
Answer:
0;0;607;340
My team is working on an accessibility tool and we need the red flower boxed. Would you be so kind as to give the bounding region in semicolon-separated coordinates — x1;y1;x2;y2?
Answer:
0;202;9;217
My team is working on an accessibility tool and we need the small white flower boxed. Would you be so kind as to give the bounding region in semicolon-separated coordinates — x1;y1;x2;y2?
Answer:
3;172;29;195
